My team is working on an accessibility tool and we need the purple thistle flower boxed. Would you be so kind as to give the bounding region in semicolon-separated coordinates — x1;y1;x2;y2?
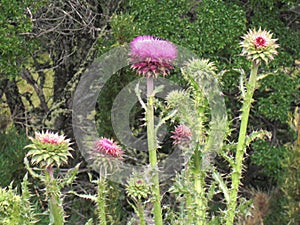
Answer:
94;137;123;158
130;35;177;77
171;124;192;145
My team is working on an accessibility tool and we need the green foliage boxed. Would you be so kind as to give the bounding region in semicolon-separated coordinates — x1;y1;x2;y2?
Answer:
96;69;136;138
247;0;300;67
280;144;300;224
0;129;30;187
276;108;300;224
264;191;288;225
126;0;246;63
0;0;37;76
264;106;300;224
251;140;287;181
110;13;138;46
256;71;299;123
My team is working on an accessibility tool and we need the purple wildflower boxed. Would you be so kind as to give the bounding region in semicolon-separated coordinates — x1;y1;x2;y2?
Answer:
130;35;177;77
94;137;123;158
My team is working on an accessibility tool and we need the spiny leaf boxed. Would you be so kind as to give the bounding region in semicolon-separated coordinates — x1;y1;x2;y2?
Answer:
68;191;97;202
245;130;271;147
212;169;230;204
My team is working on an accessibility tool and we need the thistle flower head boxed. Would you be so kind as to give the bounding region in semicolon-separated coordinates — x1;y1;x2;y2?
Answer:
34;131;67;144
129;35;177;77
240;28;279;64
181;58;217;85
166;90;190;109
171;124;192;145
184;58;216;74
126;175;150;200
94;137;123;158
25;131;73;168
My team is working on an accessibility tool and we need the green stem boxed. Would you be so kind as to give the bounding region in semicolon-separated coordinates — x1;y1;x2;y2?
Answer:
226;62;259;225
185;166;193;224
46;166;64;225
146;76;163;225
137;200;146;225
193;148;206;225
97;178;107;225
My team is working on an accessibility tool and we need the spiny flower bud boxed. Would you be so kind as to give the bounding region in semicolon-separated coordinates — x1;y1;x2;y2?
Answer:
126;175;150;200
171;124;192;145
181;58;217;85
240;28;279;64
166;90;190;108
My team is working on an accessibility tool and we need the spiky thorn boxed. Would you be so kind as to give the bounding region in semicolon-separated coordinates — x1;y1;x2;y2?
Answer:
245;130;272;147
239;73;246;99
155;109;177;134
135;82;147;111
24;157;45;181
219;150;235;168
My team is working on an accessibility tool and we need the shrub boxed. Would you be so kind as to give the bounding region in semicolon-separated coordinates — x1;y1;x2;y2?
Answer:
0;128;30;187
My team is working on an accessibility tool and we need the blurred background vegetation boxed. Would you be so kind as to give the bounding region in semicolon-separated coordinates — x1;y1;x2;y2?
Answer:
0;0;299;224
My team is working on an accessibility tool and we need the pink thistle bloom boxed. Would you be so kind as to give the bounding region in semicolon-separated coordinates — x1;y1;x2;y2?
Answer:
254;36;267;48
171;124;192;145
34;131;68;145
26;131;73;167
240;28;279;64
130;35;177;77
94;137;123;158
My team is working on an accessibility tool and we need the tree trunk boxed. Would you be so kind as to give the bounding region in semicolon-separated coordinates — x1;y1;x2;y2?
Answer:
3;78;27;132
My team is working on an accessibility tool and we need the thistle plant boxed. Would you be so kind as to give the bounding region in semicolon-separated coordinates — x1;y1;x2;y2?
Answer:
171;124;192;146
225;28;279;225
130;35;177;225
240;27;279;65
166;28;278;223
92;137;123;225
24;131;77;225
126;174;151;225
70;137;124;224
167;58;219;225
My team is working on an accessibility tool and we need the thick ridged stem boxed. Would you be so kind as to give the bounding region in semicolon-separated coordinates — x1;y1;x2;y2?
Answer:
146;76;163;225
46;165;64;225
97;178;107;225
185;165;193;224
194;148;206;225
137;200;146;225
226;62;259;225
